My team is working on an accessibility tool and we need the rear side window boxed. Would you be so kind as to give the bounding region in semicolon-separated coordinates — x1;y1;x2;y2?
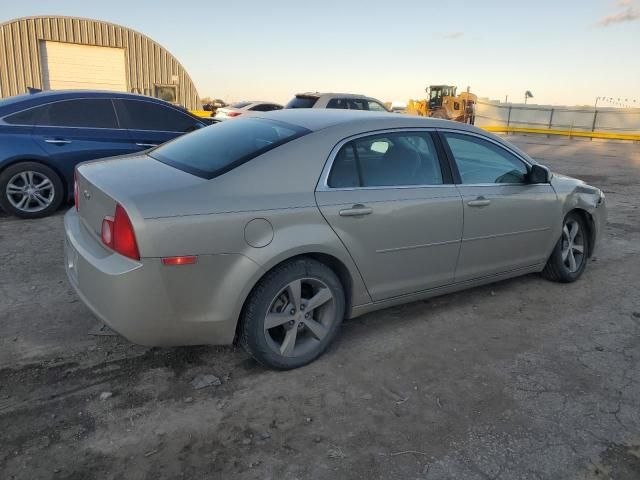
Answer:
114;99;199;132
285;96;318;108
39;99;118;128
326;98;349;109
6;99;118;128
326;98;372;110
328;132;443;188
149;118;310;179
347;99;367;110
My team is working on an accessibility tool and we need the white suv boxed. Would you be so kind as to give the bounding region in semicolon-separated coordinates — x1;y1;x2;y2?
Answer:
285;92;389;112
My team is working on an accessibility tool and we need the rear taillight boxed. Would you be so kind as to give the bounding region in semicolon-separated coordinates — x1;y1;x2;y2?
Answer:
74;171;79;211
100;204;140;260
227;111;242;117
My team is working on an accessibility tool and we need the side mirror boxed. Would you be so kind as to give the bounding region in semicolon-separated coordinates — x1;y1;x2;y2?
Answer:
528;164;550;184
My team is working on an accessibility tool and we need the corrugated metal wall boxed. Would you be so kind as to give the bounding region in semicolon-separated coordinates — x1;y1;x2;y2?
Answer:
0;16;200;109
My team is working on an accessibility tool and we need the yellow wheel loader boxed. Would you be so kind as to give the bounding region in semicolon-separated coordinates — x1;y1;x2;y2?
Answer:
407;85;477;124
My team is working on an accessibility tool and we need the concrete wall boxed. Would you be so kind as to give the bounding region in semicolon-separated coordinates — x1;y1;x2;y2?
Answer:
475;100;640;134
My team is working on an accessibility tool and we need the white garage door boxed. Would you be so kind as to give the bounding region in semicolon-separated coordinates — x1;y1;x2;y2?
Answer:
40;41;127;92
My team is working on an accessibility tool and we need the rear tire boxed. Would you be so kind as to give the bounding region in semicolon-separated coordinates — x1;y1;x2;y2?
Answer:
0;162;64;219
239;258;345;370
542;212;589;283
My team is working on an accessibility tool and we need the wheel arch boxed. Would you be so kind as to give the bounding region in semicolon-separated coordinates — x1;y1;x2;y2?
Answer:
233;251;358;343
567;207;596;257
0;157;68;199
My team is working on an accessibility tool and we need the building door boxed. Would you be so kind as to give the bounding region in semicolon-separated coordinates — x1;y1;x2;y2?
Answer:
40;41;127;92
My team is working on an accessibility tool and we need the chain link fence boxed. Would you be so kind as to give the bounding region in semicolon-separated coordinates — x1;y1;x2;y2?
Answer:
474;100;640;135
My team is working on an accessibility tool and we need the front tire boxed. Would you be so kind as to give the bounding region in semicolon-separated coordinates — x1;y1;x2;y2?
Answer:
0;162;64;219
239;258;345;370
542;212;589;283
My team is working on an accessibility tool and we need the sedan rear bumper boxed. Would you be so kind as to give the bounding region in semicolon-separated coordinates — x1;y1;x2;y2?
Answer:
64;208;261;346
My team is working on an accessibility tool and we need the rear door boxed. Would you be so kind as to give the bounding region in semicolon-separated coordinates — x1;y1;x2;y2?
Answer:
32;98;133;186
114;99;204;151
439;130;557;282
315;130;463;301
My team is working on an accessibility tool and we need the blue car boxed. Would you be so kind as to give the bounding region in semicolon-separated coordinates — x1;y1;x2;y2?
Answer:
0;90;206;218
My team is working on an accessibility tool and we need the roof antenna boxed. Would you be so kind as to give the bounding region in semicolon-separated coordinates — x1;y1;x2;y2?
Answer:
27;87;42;94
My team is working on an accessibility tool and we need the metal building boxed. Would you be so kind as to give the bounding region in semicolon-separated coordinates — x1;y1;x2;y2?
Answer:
0;16;201;109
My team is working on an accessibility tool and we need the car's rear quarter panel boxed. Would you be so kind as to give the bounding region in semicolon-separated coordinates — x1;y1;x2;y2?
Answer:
137;130;376;311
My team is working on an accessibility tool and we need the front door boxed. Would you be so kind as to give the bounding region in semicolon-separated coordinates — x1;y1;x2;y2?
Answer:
113;99;204;152
439;131;558;282
315;130;463;301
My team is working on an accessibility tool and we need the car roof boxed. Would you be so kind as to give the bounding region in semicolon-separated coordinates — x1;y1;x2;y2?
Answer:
233;101;281;107
0;90;191;116
295;92;378;100
250;109;537;162
252;108;469;132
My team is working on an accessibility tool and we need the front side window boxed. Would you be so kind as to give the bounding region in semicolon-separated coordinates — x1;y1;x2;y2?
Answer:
328;132;443;188
115;99;199;132
443;133;529;184
149;118;309;179
367;101;388;112
10;99;118;128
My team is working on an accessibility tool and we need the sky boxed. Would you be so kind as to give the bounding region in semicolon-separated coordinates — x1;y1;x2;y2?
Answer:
1;0;639;106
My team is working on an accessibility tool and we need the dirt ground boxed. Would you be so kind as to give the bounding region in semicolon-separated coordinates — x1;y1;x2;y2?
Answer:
1;134;639;480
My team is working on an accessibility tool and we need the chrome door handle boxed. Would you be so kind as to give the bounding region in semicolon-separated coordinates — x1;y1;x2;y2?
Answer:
136;143;158;148
339;204;373;217
467;197;491;207
44;139;72;144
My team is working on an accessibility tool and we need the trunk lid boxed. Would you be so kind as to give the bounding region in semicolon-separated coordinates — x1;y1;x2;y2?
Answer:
75;154;205;238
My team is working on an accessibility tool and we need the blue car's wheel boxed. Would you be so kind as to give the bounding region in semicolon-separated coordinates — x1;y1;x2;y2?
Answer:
0;162;64;219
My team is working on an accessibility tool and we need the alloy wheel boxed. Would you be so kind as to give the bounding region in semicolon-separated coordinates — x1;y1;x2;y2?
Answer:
264;278;336;358
6;171;55;213
561;218;585;273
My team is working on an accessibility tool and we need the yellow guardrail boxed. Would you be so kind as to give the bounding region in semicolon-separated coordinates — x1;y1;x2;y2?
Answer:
190;110;213;118
481;125;640;142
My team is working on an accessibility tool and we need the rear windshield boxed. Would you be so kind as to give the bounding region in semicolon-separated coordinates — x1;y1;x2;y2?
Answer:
148;118;310;179
231;101;252;109
285;96;318;109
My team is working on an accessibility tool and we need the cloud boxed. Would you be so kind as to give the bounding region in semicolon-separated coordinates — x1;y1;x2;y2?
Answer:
597;6;639;26
616;0;632;6
444;32;464;39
